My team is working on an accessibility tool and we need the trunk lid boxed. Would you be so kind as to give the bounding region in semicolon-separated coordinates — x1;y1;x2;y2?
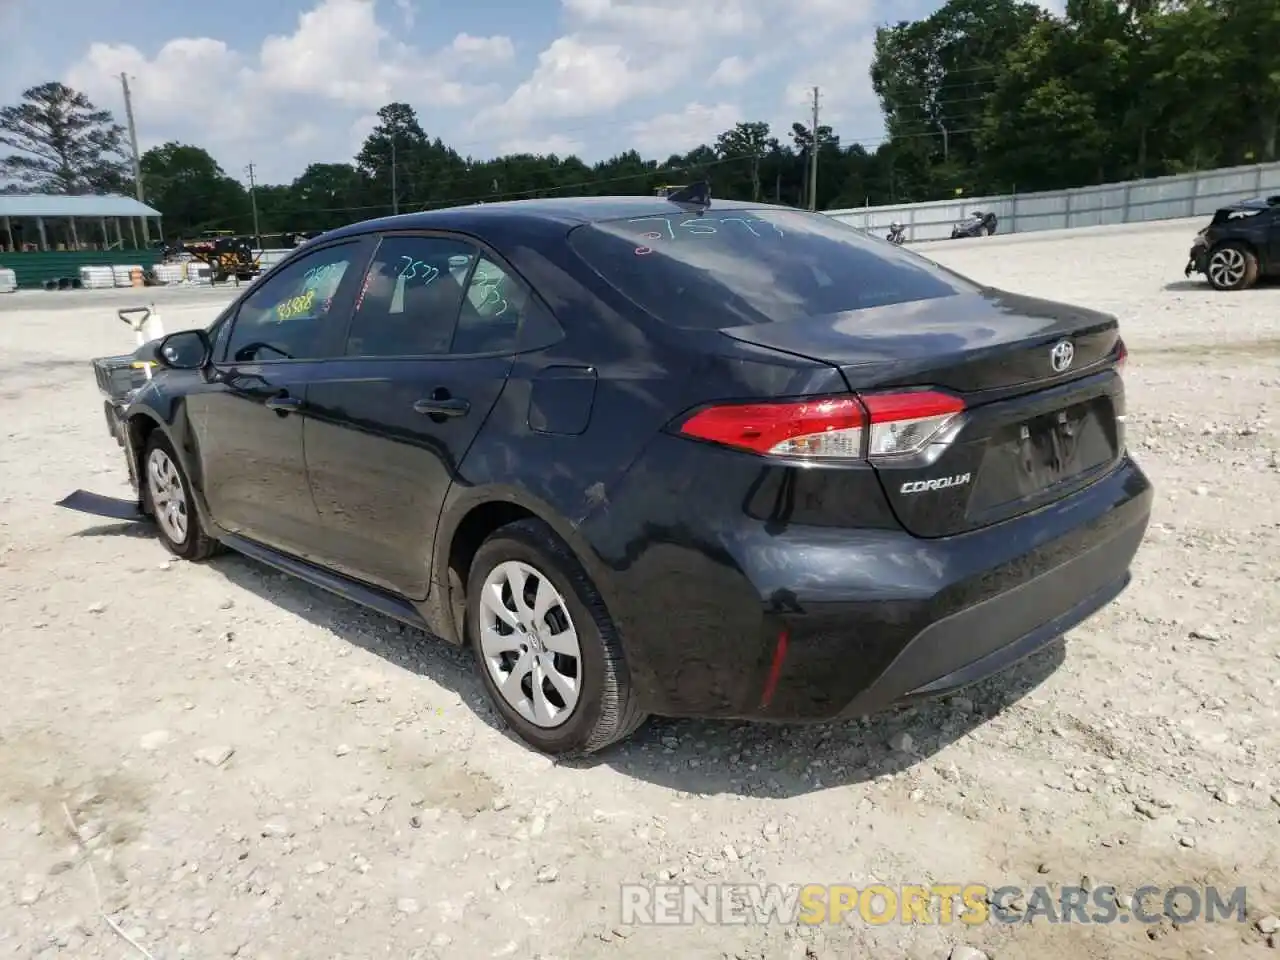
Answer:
719;289;1126;538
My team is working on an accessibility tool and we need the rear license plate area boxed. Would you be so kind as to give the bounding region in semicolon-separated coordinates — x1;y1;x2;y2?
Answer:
967;397;1118;514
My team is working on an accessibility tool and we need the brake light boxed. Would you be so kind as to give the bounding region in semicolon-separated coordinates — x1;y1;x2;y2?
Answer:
1115;337;1127;372
677;390;965;461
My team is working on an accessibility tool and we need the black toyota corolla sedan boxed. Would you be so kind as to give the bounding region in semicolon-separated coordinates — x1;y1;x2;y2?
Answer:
75;187;1151;756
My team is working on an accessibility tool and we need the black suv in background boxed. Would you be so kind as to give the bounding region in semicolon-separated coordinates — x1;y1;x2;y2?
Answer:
1186;194;1280;290
81;192;1151;756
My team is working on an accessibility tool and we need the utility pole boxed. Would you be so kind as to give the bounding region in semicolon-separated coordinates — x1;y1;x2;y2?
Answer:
390;137;399;215
245;163;261;244
120;72;149;243
808;86;820;212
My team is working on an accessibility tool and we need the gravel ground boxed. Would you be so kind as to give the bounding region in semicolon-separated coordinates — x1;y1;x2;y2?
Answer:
1;220;1278;960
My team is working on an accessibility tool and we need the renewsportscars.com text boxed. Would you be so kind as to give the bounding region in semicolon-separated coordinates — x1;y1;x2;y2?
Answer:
620;883;1249;927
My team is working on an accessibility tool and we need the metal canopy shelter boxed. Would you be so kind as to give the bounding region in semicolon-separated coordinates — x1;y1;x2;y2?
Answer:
0;193;162;254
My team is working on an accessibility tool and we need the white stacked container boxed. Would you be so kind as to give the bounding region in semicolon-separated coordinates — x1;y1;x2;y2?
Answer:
112;264;142;287
0;268;16;293
184;263;213;284
152;264;185;285
79;265;116;289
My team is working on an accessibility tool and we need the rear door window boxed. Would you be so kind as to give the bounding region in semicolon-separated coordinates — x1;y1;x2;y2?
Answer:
344;235;476;357
567;208;976;329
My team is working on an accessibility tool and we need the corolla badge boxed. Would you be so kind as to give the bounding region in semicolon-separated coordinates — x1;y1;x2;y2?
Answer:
1050;340;1075;373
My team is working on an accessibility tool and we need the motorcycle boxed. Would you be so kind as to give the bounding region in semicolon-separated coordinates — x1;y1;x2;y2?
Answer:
886;224;906;245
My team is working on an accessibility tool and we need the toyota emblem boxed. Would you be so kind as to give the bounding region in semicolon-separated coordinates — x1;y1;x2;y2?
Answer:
1050;340;1075;373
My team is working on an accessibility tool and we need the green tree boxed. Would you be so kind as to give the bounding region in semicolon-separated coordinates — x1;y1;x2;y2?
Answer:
0;82;131;193
872;0;1049;195
139;142;251;239
715;122;773;201
355;102;430;214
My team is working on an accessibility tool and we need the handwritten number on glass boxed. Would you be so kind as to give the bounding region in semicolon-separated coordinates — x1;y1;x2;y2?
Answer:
397;256;440;286
626;215;784;254
477;282;508;317
274;288;315;322
302;262;344;290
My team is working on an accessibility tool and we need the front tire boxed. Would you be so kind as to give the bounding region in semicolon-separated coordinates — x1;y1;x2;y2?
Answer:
466;519;647;756
143;431;219;561
1206;242;1259;291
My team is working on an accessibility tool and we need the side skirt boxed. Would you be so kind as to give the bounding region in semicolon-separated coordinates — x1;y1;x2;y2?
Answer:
220;533;431;632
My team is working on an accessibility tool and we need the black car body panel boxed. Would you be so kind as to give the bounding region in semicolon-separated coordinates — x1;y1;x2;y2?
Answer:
87;195;1151;731
1185;195;1280;286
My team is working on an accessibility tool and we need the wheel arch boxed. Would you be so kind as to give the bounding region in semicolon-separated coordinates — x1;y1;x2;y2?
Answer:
125;408;164;481
125;403;216;529
431;487;615;647
1210;235;1259;258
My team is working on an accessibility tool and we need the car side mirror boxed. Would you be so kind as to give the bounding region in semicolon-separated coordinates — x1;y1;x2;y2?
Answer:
155;329;212;370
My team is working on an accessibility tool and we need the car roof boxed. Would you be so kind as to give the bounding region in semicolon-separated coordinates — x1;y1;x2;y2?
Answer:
316;196;797;244
1221;195;1280;212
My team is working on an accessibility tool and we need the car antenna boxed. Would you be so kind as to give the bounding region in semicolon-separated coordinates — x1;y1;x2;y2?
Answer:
664;181;711;211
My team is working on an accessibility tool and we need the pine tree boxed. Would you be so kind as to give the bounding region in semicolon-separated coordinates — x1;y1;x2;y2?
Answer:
0;82;131;194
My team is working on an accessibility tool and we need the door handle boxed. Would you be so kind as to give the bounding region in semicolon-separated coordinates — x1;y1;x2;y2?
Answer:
413;397;470;418
265;393;302;413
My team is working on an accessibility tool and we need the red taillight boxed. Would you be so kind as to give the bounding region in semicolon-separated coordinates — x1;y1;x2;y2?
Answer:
677;389;965;461
678;396;866;458
1114;337;1127;372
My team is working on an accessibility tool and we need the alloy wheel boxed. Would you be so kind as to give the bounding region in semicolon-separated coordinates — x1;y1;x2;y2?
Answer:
478;560;582;728
147;448;189;544
1208;248;1246;288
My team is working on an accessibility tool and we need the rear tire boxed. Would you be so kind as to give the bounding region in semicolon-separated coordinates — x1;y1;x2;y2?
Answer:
143;431;219;561
466;519;647;756
978;226;990;237
1206;242;1259;291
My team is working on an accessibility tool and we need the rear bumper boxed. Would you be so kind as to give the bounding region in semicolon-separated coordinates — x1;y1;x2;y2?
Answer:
834;522;1136;718
591;451;1152;721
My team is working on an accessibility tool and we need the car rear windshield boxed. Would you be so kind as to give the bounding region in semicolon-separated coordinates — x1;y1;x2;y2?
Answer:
567;208;976;329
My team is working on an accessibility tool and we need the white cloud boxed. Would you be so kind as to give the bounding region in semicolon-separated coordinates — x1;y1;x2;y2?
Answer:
499;133;585;156
62;0;513;181
630;102;741;156
484;0;888;165
476;34;678;127
255;0;474;108
782;35;881;137
394;0;416;29
37;0;914;184
709;56;756;87
449;33;516;62
561;0;762;43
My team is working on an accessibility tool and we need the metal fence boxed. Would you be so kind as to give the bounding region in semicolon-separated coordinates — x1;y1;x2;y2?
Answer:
826;161;1280;242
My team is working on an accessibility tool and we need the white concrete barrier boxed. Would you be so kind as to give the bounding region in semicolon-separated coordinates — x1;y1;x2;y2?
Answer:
79;265;116;289
111;265;142;288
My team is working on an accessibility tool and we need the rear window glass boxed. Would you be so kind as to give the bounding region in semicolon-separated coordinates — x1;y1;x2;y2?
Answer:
567;208;975;329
